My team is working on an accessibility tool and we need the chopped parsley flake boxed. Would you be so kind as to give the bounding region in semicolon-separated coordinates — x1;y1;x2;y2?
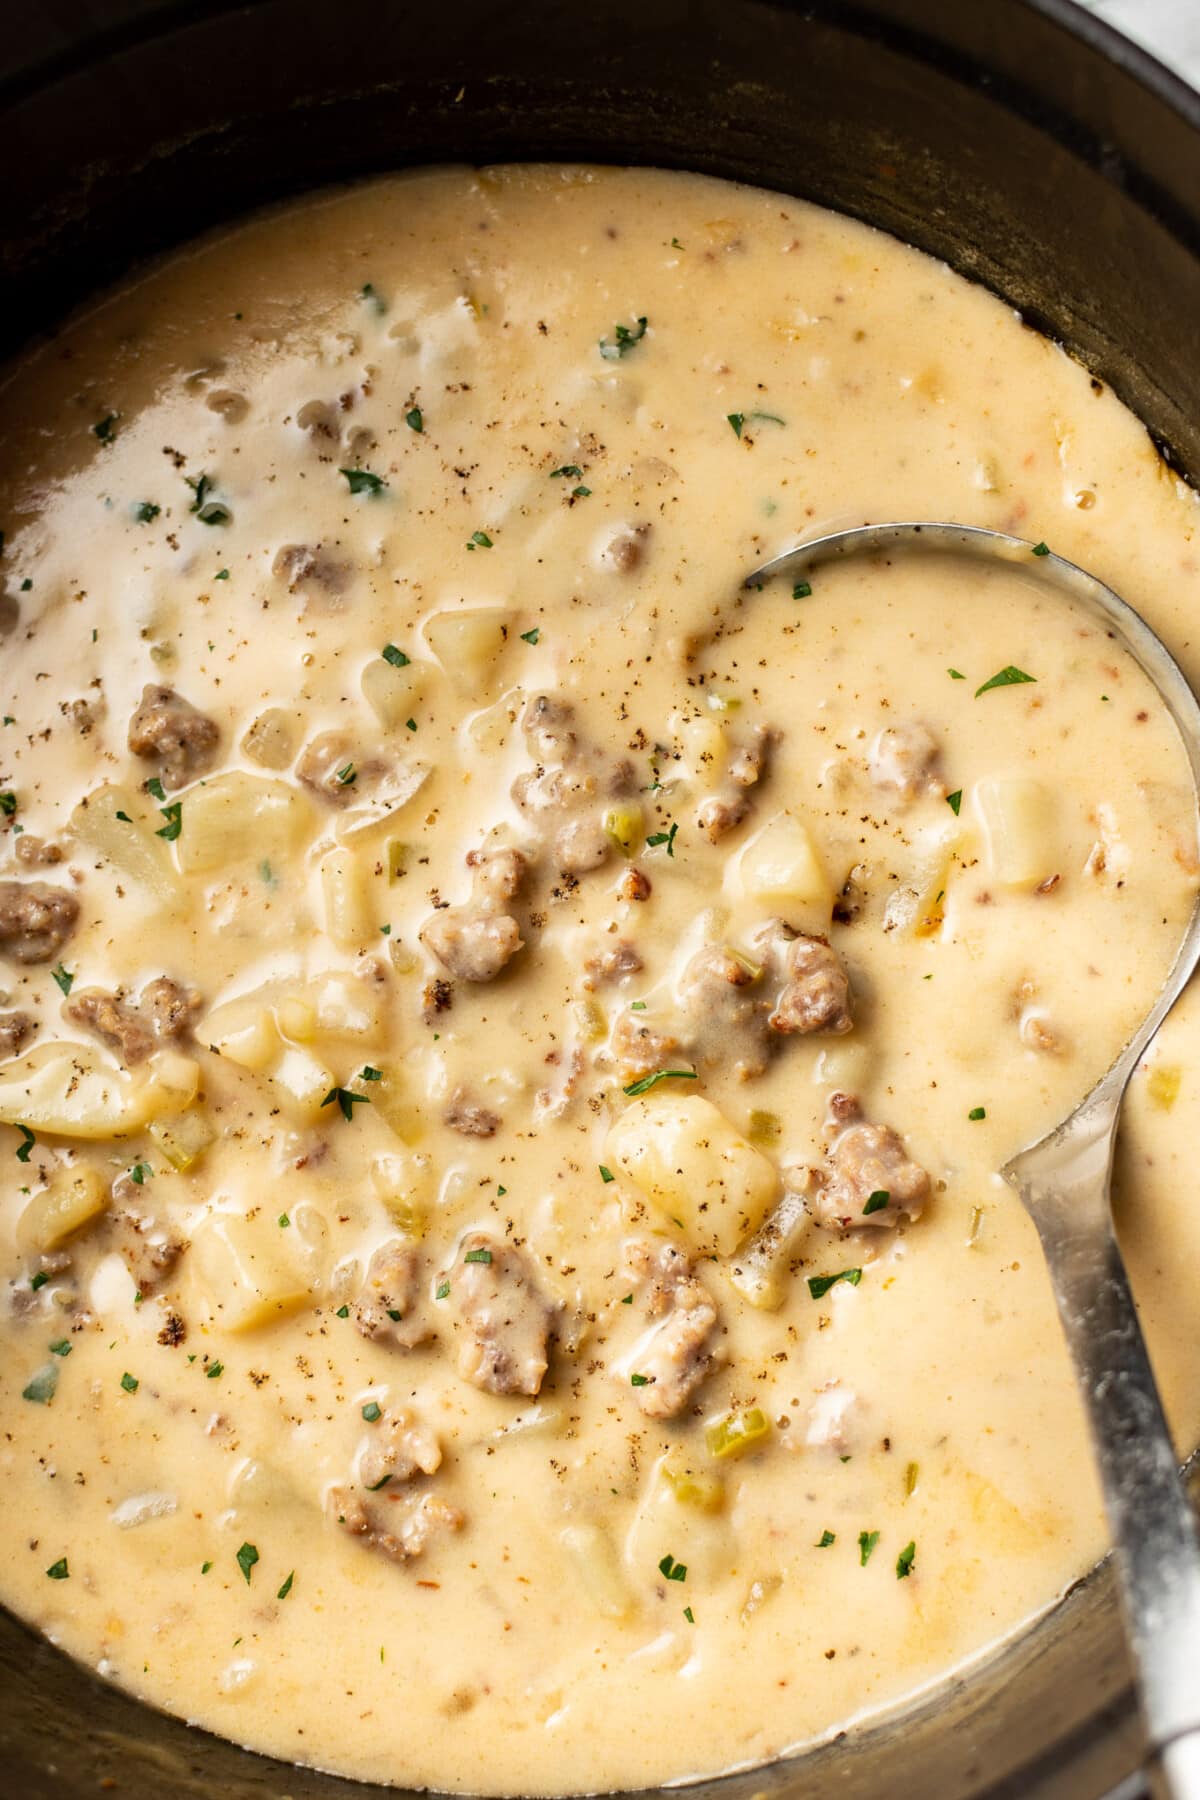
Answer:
129;1162;152;1185
340;468;387;497
93;413;118;443
362;1400;383;1423
382;644;410;668
862;1191;890;1216
120;1372;139;1394
46;1557;69;1580
215;568;230;580
896;1541;917;1579
521;628;541;645
335;762;357;786
975;665;1036;698
792;580;813;600
620;1294;633;1305
466;530;493;549
206;1362;223;1380
728;414;745;438
49;1339;72;1357
683;1605;695;1622
658;1553;687;1582
22;1364;58;1404
16;1125;35;1164
146;778;167;801
133;501;160;523
320;1087;370;1122
277;1571;295;1600
1031;540;1050;556
599;316;648;360
360;1066;382;1082
816;1530;836;1548
572;485;591;499
464;1247;493;1265
646;822;678;857
29;1269;48;1291
435;1279;451;1300
156;801;183;842
185;473;230;525
948;668;965;679
630;1373;651;1387
550;464;583;479
946;789;963;815
807;1268;863;1301
366;1473;393;1492
335;1304;350;1319
405;407;423;432
236;1542;259;1585
599;1165;615;1183
623;1067;697;1097
968;1105;986;1120
50;963;73;995
630;1000;646;1011
859;1530;880;1566
201;1560;213;1574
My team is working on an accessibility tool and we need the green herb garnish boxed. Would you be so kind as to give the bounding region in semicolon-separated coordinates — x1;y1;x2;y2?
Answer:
320;1087;370;1122
975;665;1036;698
93;413;118;443
49;1339;72;1357
550;464;583;479
46;1557;69;1580
341;468;387;497
133;501;160;523
236;1542;259;1585
156;802;183;842
22;1364;58;1404
521;628;540;645
382;644;410;668
405;407;423;432
50;963;73;995
362;1400;382;1423
630;1373;650;1387
896;1541;916;1579
807;1268;863;1300
968;1105;986;1120
16;1125;35;1164
623;1067;697;1097
792;581;812;600
947;789;963;815
435;1279;451;1300
858;1530;880;1566
816;1530;836;1548
464;1248;493;1265
185;473;230;525
120;1372;139;1394
599;1165;615;1184
599;316;648;360
862;1191;890;1216
466;530;493;549
658;1554;687;1583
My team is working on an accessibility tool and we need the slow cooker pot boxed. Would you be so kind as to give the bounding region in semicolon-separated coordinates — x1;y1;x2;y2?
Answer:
2;3;1198;1796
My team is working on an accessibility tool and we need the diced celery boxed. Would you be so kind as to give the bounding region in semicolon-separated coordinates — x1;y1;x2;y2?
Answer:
705;1407;772;1461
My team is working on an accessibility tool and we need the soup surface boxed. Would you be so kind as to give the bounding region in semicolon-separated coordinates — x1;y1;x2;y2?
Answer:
0;165;1199;1796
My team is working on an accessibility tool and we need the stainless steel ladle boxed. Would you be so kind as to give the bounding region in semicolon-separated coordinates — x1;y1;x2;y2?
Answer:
745;523;1200;1799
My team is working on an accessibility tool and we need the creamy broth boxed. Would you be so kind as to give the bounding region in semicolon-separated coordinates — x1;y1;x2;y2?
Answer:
0;165;1198;1796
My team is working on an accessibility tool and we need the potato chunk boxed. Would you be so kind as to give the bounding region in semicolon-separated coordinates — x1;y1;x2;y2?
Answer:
977;777;1057;888
606;1093;777;1256
17;1166;107;1254
175;772;311;875
424;607;511;696
189;1208;314;1331
0;1042;168;1140
70;783;181;905
730;809;832;931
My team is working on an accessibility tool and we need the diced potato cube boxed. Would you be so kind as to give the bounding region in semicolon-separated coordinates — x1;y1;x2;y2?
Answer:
679;714;728;787
0;1042;160;1140
732;809;832;930
370;1148;433;1235
353;1062;418;1140
189;1208;314;1331
270;1046;335;1124
17;1166;107;1254
241;708;300;771
560;1522;633;1621
313;973;384;1040
202;991;281;1072
176;772;311;875
275;994;318;1042
70;783;180;905
149;1107;215;1172
319;850;373;949
424;607;511;696
605;1093;777;1256
976;778;1056;888
361;656;428;731
138;1050;200;1113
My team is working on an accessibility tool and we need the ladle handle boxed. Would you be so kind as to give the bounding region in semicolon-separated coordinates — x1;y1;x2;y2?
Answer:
1030;1188;1200;1787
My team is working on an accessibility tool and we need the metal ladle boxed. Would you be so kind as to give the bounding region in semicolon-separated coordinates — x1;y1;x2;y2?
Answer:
745;523;1200;1799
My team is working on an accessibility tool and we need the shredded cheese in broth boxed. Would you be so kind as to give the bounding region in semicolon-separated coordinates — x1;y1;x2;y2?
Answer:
0;163;1198;1795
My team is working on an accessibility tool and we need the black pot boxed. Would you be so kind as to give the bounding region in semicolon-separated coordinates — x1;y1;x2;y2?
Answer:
3;4;1198;1796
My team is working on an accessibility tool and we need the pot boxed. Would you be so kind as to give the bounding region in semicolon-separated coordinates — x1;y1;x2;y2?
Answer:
2;3;1198;1796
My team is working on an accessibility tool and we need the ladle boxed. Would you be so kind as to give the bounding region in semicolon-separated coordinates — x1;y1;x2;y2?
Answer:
745;523;1200;1799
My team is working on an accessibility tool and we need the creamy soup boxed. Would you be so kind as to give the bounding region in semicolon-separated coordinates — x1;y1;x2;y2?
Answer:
0;165;1199;1797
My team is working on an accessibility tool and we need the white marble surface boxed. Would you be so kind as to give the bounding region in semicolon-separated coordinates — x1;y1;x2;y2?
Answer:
1077;0;1200;88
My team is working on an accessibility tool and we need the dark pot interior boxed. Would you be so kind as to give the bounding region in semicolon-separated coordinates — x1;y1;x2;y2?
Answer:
2;2;1198;1795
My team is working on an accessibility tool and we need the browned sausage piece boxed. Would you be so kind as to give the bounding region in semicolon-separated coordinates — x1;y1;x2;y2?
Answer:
440;1232;559;1397
0;1011;36;1058
868;720;943;799
0;881;79;966
815;1094;930;1228
128;685;220;791
624;1239;720;1419
354;1241;433;1349
750;920;853;1037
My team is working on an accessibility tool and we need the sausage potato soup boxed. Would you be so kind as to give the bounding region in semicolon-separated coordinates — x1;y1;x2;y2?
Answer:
0;165;1198;1795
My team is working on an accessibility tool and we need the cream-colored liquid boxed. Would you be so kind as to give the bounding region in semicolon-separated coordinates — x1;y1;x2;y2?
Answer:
0;165;1198;1795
